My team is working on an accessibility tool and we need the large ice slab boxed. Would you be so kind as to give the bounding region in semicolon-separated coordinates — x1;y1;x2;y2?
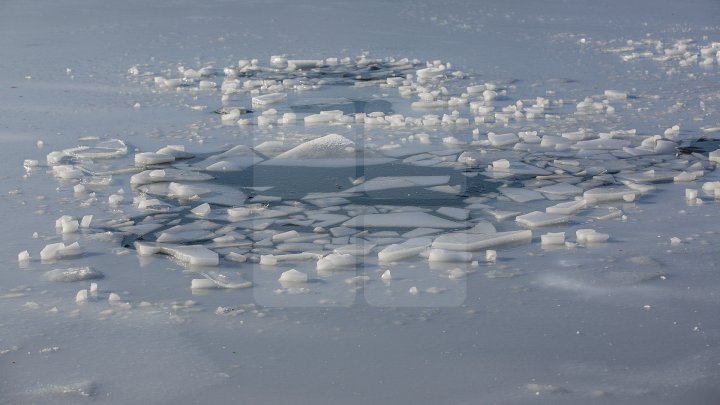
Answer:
130;169;213;186
378;237;433;262
499;187;545;203
432;230;532;251
344;176;450;193
159;245;219;266
515;211;570;228
343;212;466;228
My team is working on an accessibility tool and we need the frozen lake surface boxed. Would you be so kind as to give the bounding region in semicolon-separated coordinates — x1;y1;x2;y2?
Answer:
1;0;720;403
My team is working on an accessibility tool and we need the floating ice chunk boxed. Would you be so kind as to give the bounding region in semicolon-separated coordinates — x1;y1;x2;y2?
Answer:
279;269;308;283
541;232;566;246
448;268;466;279
191;203;211;217
317;253;356;271
287;59;322;70
467;221;497;234
227;207;251;218
47;139;127;164
257;115;273;127
537;183;583;196
252;92;287;106
701;181;720;194
156;229;215;243
604;90;627;100
343;212;464;228
670;237;682;246
486;250;497;262
345;176;450;193
334;243;376;256
134;152;175;166
409;286;419;295
427;184;462;194
499;187;545;203
673;171;697;182
381;270;392;281
546;199;586;215
685;188;698;200
576;229;610;243
709;149;720;164
573;138;630;150
584;187;636;204
466;84;486;94
488;132;519;147
259;254;278;265
157;145;193;159
221;108;242;123
199;145;264;171
272;230;300;242
345;275;369;285
631;136;678;155
80;215;93;228
52;165;83;180
108;194;124;206
278;112;296;125
304;110;348;125
130;169;213;186
515;211;569;228
269;55;288;67
75;289;88;303
225;252;247;263
90;282;98;295
160;245;219;266
44;267;103;282
306;213;350;227
402;228;442;238
432;230;532;251
664;125;680;139
192;273;252;289
134;242;161;256
108;292;121;303
40;242;83;261
416;65;445;80
378;237;433;262
167;182;211;198
492;159;510;169
436;207;469;221
23;159;39;169
18;250;30;263
411;100;447;109
55;216;78;233
428;249;472;262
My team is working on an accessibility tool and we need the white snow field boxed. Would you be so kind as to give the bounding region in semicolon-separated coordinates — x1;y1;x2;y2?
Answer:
2;0;720;403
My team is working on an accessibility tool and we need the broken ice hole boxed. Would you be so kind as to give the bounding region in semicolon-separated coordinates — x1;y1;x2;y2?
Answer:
120;161;490;248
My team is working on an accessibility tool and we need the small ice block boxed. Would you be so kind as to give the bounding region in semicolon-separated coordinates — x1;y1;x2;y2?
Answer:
278;269;308;283
541;232;566;245
515;211;569;228
427;249;472;262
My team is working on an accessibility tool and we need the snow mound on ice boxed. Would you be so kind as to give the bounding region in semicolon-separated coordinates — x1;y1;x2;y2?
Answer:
273;134;355;159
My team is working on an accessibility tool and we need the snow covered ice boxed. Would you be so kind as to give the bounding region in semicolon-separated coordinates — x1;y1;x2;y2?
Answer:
2;0;720;403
